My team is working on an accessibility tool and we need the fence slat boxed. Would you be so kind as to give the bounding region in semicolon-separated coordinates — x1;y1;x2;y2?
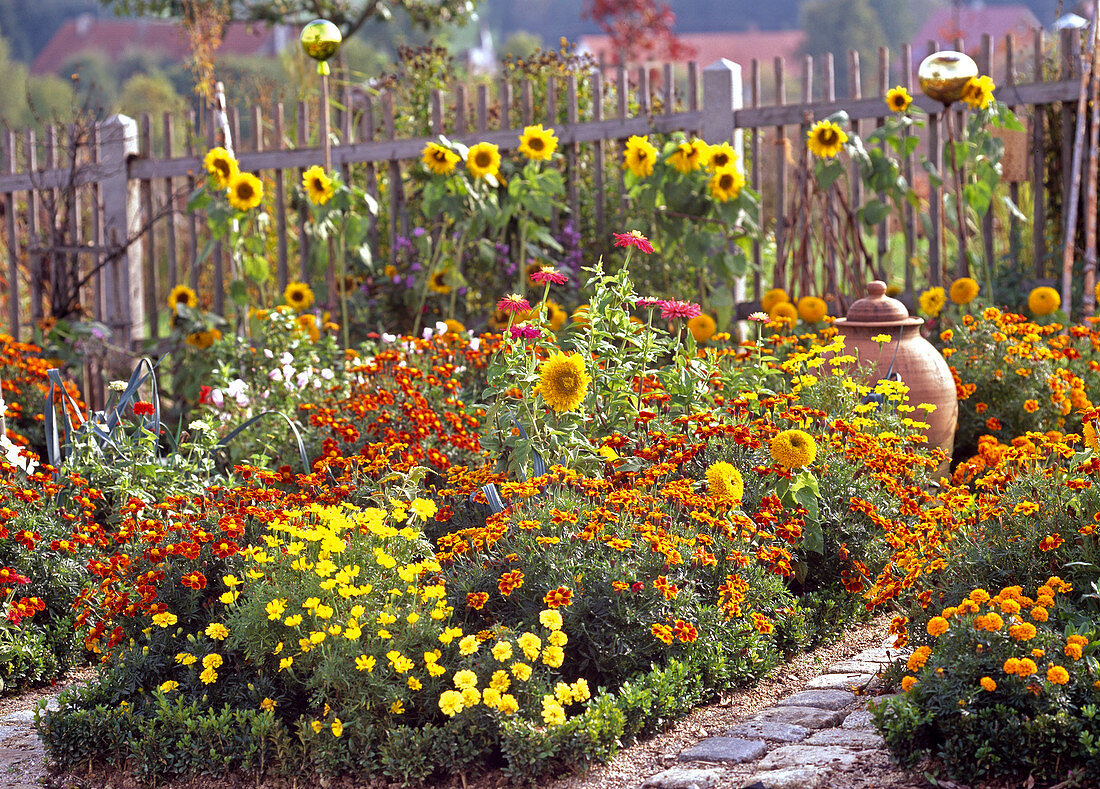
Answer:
3;132;18;339
185;110;200;292
592;69;606;236
566;74;580;222
875;46;889;278
979;34;996;280
750;58;762;300
25;129;41;327
297;100;310;284
1033;29;1047;278
927;41;943;289
901;44;916;295
140;114;157;339
774;56;788;285
273;103;289;291
1006;35;1022;267
163;113;179;290
361;97;379;265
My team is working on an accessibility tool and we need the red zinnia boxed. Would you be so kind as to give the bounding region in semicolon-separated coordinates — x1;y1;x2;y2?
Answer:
530;267;568;285
612;230;654;254
133;401;155;417
543;586;573;608
497;294;532;313
509;323;541;340
635;297;662;308
659;300;702;320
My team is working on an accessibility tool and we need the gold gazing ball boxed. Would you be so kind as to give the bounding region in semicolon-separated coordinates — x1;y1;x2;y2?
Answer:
300;20;342;74
918;51;979;106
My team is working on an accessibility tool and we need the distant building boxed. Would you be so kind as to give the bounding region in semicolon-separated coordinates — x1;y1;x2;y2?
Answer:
907;5;1041;71
577;29;805;71
31;15;294;76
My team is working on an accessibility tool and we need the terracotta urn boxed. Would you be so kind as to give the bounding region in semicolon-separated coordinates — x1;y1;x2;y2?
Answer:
832;281;958;474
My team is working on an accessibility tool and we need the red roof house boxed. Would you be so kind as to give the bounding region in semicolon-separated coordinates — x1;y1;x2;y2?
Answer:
908;5;1041;70
32;15;295;76
578;29;806;71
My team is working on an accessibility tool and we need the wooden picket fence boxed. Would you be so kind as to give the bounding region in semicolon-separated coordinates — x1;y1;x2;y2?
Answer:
0;29;1086;355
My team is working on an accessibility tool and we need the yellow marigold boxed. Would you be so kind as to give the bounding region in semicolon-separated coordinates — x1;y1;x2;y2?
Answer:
538;352;590;412
422;141;460;175
980;676;997;692
517;633;541;661
919;287;946;317
571;678;591;702
205;622;229;640
541;696;566;727
769;301;798;324
1028;286;1061;317
926;616;949;637
539;609;563;631
167;284;198;313
1003;657;1020;674
1065;642;1083;660
949;277;979;305
466;142;501;179
623;135;658;177
705;461;744;502
542;645;565;667
1015;657;1037;677
511;661;532;681
199;667;218;684
761;288;788;312
203;146;238;188
688;313;717;342
518;124;558;161
770;429;817;469
1047;665;1070;685
438;689;464;717
708;167;745;202
806;119;848;158
491;641;513;662
901;675;917;692
796;295;828;323
885;86;912;112
1009;622;1037;641
160;680;179;692
499;694;519;715
227;171;263;211
907;645;931;671
302;165;335;205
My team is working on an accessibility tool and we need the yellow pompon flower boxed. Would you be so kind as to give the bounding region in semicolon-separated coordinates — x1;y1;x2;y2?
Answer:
444;318;466;334
539;609;563;631
770;429;817;469
331;718;343;737
302;165;335;205
284;281;314;312
901;675;917;692
518;124;558;161
961;74;996;110
796;295;828;323
421;141;460;176
623;135;658;177
205;622;229;640
918;286;946;317
297;313;320;342
949;277;979;305
687;313;717;342
199;667;218;684
761;288;788;312
705;461;744;502
167;284;198;313
410;498;438;520
1028;286;1060;316
669;138;708;173
227;171;263;211
769;301;798;324
466;142;501;179
203;147;238;188
807;119;848;158
926;616;949;637
706;141;738;171
1046;665;1070;685
491;641;513;662
885;86;912;113
160;680;179;692
980;676;997;692
152;611;178;628
1084;422;1100;451
538;352;590;412
708;167;745;202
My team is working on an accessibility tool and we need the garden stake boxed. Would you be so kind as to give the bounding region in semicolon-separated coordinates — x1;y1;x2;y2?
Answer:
1062;26;1096;321
1083;0;1100;317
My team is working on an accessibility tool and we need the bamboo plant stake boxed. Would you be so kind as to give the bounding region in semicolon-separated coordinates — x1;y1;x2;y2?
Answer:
1082;0;1100;318
1061;23;1097;320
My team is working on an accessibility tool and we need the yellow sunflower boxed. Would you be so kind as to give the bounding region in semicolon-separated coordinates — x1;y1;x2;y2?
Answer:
227;172;263;211
429;269;452;295
669;138;708;173
918;286;946;317
421;142;460;176
705;461;743;502
518;124;558;161
284;281;315;312
185;328;222;349
770;429;817;468
487;309;510;332
761;288;788;312
544;300;568;332
167;284;198;313
706;141;738;171
885;86;912;113
708;167;745;202
623;135;658;177
806;120;848;159
302;165;335;205
444;318;466;334
571;304;590;327
466;142;501;180
203;147;238;188
961;75;995;110
796;295;828;323
1027;286;1060;316
687;313;717;342
949;277;980;305
538;352;590;412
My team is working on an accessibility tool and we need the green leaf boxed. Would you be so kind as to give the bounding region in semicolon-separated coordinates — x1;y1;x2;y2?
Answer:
243;254;269;283
229;279;250;306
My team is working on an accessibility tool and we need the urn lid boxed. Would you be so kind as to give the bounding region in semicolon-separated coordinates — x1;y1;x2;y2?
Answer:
835;281;923;328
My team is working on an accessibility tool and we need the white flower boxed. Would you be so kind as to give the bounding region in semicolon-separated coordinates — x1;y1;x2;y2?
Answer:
263;349;274;359
422;328;434;340
381;332;397;343
435;320;448;335
188;419;211;433
280;352;294;365
0;433;37;475
320;368;335;381
296;371;311;388
268;368;283;382
209;389;225;408
469;337;480;352
108;380;127;392
226;379;248;398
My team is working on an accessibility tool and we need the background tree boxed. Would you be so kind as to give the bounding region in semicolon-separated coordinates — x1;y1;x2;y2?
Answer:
799;0;886;97
582;0;692;65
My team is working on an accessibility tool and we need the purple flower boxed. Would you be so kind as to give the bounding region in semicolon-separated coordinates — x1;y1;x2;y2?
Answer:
412;227;427;237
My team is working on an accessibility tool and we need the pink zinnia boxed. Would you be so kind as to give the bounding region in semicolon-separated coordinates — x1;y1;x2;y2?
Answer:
530;267;568;285
509;323;541;340
659;300;702;320
635;297;662;308
612;230;654;254
496;294;531;313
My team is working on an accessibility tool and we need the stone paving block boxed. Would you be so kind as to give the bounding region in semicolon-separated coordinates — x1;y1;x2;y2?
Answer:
0;711;35;725
750;705;844;729
805;672;877;691
725;720;810;743
756;744;861;771
642;766;724;788
741;765;828;789
804;728;886;749
778;689;856;710
840;709;876;730
677;737;768;764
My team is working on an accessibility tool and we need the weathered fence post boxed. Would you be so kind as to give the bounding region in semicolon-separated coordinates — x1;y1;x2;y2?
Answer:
702;59;748;324
99;114;145;352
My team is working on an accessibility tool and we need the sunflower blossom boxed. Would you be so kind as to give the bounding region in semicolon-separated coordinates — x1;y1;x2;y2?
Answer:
538;353;590;412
